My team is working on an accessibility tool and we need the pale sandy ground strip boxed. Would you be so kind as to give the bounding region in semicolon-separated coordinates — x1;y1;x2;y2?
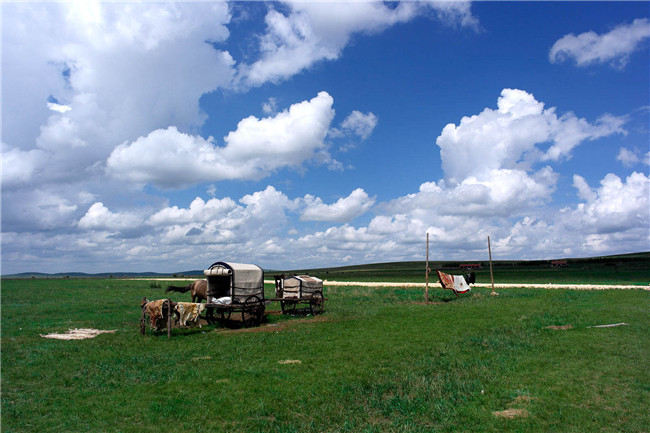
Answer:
313;281;649;290
131;278;649;290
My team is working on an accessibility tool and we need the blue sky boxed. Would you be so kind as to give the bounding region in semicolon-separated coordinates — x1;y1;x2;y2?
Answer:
2;1;649;274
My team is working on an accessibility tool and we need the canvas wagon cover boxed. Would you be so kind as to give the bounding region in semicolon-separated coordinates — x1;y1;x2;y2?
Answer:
204;262;264;301
282;275;323;299
284;275;322;289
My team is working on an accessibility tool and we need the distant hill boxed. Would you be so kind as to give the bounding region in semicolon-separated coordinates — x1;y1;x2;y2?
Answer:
2;270;205;279
3;252;648;279
275;251;650;274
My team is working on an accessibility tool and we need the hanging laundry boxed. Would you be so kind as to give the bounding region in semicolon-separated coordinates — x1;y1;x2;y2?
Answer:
436;270;472;294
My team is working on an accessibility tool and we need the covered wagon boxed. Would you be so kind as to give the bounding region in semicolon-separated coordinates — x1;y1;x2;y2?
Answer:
275;275;325;315
203;261;267;326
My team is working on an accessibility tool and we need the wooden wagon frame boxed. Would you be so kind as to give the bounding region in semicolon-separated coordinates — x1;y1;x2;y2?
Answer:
203;261;269;327
271;275;325;315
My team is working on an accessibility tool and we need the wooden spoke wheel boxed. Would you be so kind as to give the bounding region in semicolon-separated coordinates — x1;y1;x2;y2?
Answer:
218;308;231;321
281;300;297;315
205;307;216;324
206;306;230;323
242;295;263;327
309;291;324;315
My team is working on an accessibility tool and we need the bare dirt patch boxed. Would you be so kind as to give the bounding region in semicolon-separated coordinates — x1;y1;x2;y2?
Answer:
512;395;536;404
192;356;212;361
493;394;536;418
493;408;530;418
545;324;573;330
410;301;445;305
214;315;332;335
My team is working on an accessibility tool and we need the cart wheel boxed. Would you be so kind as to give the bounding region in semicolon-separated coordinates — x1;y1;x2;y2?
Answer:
205;307;215;324
281;300;297;315
242;295;263;327
218;308;231;321
310;291;324;315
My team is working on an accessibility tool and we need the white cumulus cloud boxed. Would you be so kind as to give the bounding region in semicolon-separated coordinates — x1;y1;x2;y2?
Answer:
238;1;478;87
47;102;72;113
78;202;144;232
421;89;621;217
337;111;378;140
301;188;376;222
107;92;336;188
569;172;650;234
573;174;597;202
437;88;626;184
2;1;234;188
148;197;238;226
617;147;649;167
549;18;650;68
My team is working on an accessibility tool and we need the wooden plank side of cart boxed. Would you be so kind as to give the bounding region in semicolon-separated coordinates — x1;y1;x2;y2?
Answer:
205;300;271;309
267;297;328;302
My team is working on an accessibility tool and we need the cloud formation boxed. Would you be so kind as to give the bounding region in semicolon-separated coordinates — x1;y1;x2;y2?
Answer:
2;1;234;190
617;147;650;167
549;18;650;68
78;202;144;233
301;188;376;222
431;88;625;217
437;89;626;184
2;2;647;275
106;92;336;188
237;1;478;87
569;172;649;235
332;111;378;141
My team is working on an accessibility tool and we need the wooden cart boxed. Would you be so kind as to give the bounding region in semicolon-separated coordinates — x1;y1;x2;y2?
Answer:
272;275;325;315
203;261;268;327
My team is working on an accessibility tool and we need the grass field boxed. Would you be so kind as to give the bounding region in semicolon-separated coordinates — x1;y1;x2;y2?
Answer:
1;273;649;432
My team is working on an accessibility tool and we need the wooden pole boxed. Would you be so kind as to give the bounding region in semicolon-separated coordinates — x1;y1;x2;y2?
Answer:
167;299;172;339
488;236;496;295
425;232;429;303
140;297;147;336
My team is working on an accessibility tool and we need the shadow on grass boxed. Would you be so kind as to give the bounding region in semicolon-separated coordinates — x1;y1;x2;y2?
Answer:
141;309;332;337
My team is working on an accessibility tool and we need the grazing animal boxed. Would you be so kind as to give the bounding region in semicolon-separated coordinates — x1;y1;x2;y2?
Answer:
273;274;285;298
165;280;207;303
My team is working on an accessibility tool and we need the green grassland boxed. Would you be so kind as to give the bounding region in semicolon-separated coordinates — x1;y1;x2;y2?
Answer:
1;264;649;432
